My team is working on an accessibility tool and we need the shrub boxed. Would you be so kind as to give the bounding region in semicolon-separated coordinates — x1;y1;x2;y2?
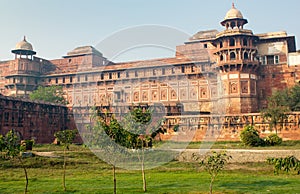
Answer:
265;134;282;146
267;156;300;175
240;125;264;146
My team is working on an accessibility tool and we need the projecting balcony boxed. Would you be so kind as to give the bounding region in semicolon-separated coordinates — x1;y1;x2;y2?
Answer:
5;70;41;77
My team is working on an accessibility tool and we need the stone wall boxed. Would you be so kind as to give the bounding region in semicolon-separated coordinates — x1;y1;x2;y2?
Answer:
0;94;74;144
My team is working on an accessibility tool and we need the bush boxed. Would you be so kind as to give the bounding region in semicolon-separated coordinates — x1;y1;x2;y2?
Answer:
265;134;282;146
240;125;264;146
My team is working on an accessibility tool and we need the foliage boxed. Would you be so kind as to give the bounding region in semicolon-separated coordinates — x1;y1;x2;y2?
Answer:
287;83;300;111
261;90;289;134
54;129;77;191
240;125;264;146
29;85;68;105
267;156;300;175
1;130;29;194
265;133;282;146
194;151;231;194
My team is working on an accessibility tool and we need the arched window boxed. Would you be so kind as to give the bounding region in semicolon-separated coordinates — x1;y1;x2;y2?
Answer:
231;21;235;29
220;55;224;61
230;52;236;60
243;52;249;60
220;41;223;48
243;38;248;46
229;38;235;46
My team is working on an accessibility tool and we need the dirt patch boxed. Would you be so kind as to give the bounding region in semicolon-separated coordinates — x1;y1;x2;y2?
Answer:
175;149;300;163
33;152;60;158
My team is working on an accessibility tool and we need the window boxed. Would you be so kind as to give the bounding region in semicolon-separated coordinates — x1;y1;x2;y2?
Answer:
70;77;73;83
243;52;249;60
243;38;248;46
181;66;185;73
117;72;120;78
100;73;104;80
62;77;65;83
20;77;23;83
55;78;58;84
267;55;274;65
204;44;207;48
162;68;165;75
85;75;88;81
77;76;80;82
275;55;280;64
260;56;266;65
220;41;223;48
48;78;51;83
109;73;112;79
230;52;236;60
220;55;224;61
229;38;235;46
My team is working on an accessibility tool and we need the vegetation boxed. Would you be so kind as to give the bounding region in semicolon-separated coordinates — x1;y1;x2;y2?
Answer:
0;130;29;194
261;84;300;133
265;133;282;146
54;129;77;191
194;151;231;194
29;85;68;105
1;144;300;193
240;125;264;146
267;156;300;175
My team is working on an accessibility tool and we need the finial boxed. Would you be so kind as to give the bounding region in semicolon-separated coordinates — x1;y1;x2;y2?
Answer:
23;36;26;41
232;2;235;8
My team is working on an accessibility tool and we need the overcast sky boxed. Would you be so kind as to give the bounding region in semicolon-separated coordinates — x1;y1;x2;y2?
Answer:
0;0;299;62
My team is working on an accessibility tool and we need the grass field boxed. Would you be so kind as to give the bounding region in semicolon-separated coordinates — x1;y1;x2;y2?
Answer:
0;143;300;194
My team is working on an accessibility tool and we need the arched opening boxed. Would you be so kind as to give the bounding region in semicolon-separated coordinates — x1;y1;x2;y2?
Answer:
230;52;236;60
220;55;224;61
229;38;235;46
220;41;223;48
243;52;249;60
243;38;248;46
230;21;235;29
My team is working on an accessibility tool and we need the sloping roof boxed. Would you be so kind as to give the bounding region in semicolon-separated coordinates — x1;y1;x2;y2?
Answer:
63;46;103;58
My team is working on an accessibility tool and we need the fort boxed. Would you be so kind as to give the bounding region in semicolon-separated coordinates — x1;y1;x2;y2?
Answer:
1;4;300;143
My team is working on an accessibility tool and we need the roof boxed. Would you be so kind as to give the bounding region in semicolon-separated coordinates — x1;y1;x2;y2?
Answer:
11;36;36;55
224;3;244;20
63;46;103;58
189;30;219;42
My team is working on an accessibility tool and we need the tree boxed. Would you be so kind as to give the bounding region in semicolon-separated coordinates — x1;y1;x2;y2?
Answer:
29;85;68;105
261;90;289;134
240;125;263;146
287;83;300;111
1;130;29;194
122;106;165;192
194;151;231;194
85;110;127;194
54;129;77;191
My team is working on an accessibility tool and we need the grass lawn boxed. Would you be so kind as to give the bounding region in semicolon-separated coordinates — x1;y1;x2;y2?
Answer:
0;144;299;194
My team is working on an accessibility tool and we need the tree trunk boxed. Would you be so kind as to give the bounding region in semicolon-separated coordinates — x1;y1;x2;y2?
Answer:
63;147;66;191
113;165;117;194
142;150;147;192
209;176;215;194
18;157;28;194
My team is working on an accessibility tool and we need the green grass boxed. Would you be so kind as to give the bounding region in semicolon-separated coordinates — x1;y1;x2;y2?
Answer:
0;144;300;194
156;140;300;150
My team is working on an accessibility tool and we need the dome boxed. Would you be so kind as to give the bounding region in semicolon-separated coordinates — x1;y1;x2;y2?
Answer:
224;3;243;20
15;36;34;51
12;36;36;55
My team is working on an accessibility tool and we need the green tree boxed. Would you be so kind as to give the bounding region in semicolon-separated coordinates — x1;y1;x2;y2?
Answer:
1;130;29;194
122;106;164;192
287;83;300;111
261;90;289;134
85;110;127;194
29;85;68;105
54;129;77;191
194;151;231;194
240;125;263;146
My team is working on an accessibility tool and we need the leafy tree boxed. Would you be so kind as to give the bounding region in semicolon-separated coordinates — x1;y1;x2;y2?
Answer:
1;130;29;194
29;85;68;105
85;111;127;194
194;151;231;194
261;90;289;134
287;83;300;111
122;106;165;192
54;129;77;191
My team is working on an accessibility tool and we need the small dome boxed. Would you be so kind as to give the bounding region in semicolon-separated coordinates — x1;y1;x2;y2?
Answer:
12;36;36;55
15;36;34;51
224;3;243;20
